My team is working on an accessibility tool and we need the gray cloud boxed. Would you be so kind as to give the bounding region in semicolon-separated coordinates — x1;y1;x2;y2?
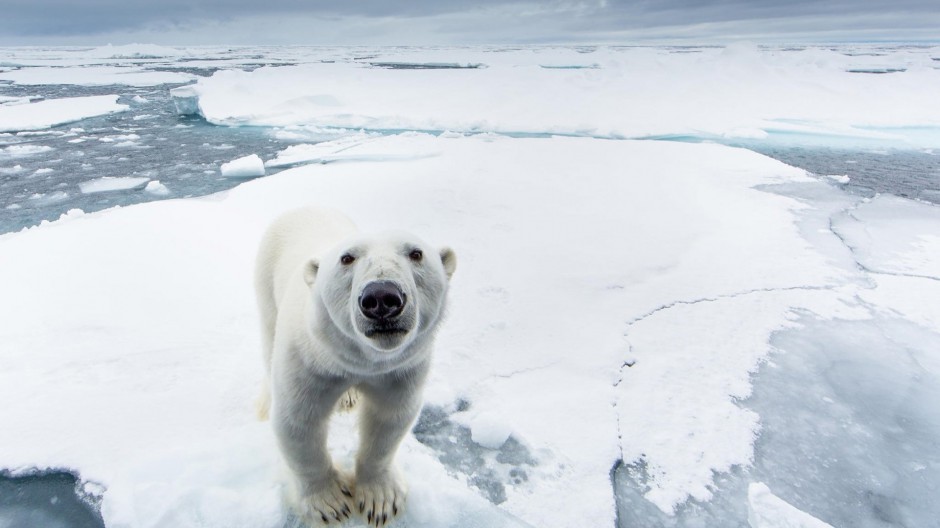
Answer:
0;0;938;44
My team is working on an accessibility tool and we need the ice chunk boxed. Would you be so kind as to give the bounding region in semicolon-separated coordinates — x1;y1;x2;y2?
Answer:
220;154;265;178
747;483;833;528
453;411;513;449
170;86;201;116
78;176;150;194
144;181;170;196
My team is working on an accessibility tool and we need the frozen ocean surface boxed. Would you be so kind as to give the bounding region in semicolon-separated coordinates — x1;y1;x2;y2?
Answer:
1;44;940;528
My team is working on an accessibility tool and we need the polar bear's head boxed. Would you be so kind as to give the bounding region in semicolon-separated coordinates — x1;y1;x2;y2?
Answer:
306;232;456;359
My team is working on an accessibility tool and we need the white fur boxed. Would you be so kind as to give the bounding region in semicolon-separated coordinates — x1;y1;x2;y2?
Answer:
255;207;456;526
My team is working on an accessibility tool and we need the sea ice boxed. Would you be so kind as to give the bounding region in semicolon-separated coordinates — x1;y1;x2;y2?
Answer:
0;145;53;159
832;194;940;278
78;176;150;194
0;66;193;87
220;154;265;178
177;46;940;148
0;96;127;133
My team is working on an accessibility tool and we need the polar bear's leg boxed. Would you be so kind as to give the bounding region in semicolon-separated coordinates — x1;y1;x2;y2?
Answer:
274;370;354;524
353;364;429;525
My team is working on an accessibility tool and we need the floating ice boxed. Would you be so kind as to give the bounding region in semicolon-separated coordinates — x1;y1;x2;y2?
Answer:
0;96;127;133
1;145;54;159
220;154;265;178
78;176;150;194
169;86;200;116
826;174;850;184
0;66;193;87
26;191;69;204
99;134;141;143
144;181;170;196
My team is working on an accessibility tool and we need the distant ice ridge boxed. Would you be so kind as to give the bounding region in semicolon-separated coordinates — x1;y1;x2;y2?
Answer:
84;43;189;59
173;45;940;149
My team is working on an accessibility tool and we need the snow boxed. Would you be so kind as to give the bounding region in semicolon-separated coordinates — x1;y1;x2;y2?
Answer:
220;154;265;178
747;483;833;528
0;95;127;133
78;176;150;194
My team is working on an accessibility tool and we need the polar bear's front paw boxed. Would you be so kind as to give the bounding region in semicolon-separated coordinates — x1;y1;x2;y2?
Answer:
354;470;407;527
293;474;354;525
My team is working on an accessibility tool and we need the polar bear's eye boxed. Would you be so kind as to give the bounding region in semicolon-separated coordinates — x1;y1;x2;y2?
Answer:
409;249;423;262
340;254;355;265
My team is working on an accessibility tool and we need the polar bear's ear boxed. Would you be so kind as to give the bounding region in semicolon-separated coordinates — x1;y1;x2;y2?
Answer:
303;258;319;287
440;247;457;280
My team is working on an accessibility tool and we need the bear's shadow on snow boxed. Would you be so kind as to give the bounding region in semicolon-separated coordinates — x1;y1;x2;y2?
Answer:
411;400;537;505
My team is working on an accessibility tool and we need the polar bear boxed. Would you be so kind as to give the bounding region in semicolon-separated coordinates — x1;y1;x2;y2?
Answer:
254;207;456;526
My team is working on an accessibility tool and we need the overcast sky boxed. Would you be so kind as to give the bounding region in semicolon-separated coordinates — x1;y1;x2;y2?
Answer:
1;0;938;46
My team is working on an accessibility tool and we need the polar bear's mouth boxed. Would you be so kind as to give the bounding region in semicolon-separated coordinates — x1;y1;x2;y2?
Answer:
364;326;409;338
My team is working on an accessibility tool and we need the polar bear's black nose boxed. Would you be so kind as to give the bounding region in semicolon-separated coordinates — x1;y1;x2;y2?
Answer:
359;281;406;320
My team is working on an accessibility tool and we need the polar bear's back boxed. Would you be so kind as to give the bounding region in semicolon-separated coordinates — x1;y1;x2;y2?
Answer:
255;207;357;319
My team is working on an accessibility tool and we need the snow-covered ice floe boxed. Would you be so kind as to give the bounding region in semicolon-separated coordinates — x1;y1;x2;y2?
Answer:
173;44;940;149
0;95;128;133
0;66;194;87
2;132;938;526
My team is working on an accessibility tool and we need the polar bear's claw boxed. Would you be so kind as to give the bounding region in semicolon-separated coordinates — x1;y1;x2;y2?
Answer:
294;474;355;526
355;472;405;527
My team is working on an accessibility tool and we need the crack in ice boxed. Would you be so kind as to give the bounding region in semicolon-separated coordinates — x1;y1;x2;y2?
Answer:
828;215;940;282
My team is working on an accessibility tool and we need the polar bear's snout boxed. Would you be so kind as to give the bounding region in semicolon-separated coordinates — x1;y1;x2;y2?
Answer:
359;280;406;321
